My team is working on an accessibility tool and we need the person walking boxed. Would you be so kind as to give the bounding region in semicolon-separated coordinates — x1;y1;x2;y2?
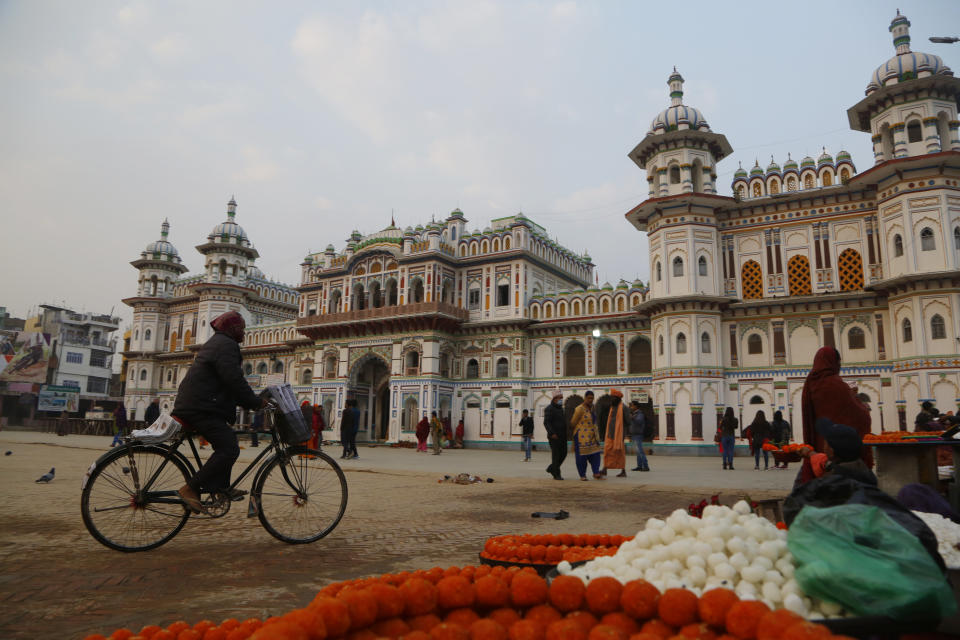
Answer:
111;402;128;447
309;403;324;450
430;411;443;455
454;418;464;449
771;410;791;469
442;416;454;449
347;399;361;458
800;346;872;484
601;389;628;477
172;310;265;513
340;399;358;459
544;389;566;480
628;400;649;471
519;409;534;461
144;398;161;426
571;391;603;481
415;415;430;452
747;410;772;470
719;407;738;470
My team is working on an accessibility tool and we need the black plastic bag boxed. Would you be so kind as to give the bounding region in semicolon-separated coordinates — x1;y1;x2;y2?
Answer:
783;475;946;571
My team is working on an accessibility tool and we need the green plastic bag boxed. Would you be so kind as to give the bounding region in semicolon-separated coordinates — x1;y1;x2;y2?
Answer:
788;504;957;621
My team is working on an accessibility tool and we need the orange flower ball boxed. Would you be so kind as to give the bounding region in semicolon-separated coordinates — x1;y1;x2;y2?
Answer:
223;629;247;640
508;620;545;640
430;623;470;640
344;630;377;640
176;630;201;640
169;624;192;636
446;609;481;628
696;589;739;628
525;605;563;627
677;623;718;640
408;615;443;633
724;601;771;640
599;613;638;636
586;625;626;640
475;576;511;609
83;636;108;640
340;590;380;631
438;576;477;610
110;632;135;640
780;622;832;640
153;632;177;640
625;635;662;640
140;626;164;638
585;578;623;615
372;618;413;637
530;546;548;563
656;588;698;629
563;612;598;635
470;619;509;640
400;579;440;617
402;632;432;640
310;597;352;637
510;573;549;608
488;609;522;629
638;620;675;640
369;583;405;620
220;621;242;633
619;580;660;621
755;609;804;640
548;576;585;613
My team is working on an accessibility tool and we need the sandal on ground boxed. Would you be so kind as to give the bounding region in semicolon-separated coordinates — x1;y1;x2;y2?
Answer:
580;477;588;481
178;485;204;514
593;473;604;480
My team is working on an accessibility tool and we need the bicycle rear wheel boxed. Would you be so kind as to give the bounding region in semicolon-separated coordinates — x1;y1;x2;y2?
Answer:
81;445;192;552
254;447;347;544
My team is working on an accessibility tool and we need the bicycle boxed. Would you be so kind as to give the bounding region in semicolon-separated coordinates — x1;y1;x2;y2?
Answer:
80;388;347;552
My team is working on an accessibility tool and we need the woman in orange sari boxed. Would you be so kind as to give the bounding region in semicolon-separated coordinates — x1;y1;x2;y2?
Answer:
602;389;628;477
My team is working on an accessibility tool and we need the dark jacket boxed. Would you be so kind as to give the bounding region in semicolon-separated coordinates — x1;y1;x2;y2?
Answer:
720;415;738;438
144;402;161;425
520;416;534;436
771;416;791;443
544;401;566;440
340;406;359;434
629;409;646;437
172;331;261;424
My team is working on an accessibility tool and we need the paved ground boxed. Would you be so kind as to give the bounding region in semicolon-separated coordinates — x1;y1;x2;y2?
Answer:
0;431;794;639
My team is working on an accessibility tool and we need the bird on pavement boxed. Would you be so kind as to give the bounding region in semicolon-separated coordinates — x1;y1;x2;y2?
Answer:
35;468;55;483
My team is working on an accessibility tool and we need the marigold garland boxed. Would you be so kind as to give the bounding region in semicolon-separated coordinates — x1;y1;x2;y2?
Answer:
863;430;944;443
479;534;631;566
84;564;856;640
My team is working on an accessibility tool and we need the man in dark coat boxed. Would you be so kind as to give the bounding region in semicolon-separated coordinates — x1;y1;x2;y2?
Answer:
544;389;566;480
144;398;161;425
173;310;263;512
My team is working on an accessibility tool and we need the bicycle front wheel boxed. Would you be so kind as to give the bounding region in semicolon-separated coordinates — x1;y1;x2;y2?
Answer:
254;447;347;544
81;445;192;552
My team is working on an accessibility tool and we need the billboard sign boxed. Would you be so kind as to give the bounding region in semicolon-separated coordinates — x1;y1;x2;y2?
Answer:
0;332;52;384
38;385;80;413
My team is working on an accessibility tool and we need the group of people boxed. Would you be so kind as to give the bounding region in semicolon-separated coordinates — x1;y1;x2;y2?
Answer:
543;388;651;481
716;408;793;471
415;413;464;454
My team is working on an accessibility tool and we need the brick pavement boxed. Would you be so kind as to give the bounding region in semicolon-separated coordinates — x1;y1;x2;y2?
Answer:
0;431;792;639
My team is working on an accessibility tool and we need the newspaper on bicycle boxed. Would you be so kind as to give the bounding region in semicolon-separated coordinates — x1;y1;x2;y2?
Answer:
267;383;312;444
130;413;182;444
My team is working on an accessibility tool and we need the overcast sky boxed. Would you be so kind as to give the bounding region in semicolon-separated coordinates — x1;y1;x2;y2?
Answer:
1;1;957;331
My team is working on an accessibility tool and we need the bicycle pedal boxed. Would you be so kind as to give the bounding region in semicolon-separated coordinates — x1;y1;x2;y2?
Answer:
246;495;259;518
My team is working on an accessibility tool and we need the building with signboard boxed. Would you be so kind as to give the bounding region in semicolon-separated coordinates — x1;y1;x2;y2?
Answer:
126;11;960;449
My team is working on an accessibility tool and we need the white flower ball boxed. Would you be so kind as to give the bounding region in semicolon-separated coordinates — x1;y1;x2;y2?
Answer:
714;563;737;581
686;555;706;570
728;552;749;571
557;560;572;574
646;517;666;530
820;599;843;616
783;593;807;615
733;500;752;515
632;532;651;548
761;582;782;603
687;566;707;586
726;537;746;555
780;579;800;597
740;565;765;584
753;557;774;571
693;541;713;558
709;537;726;553
707;552;728;568
764;570;785;586
659;525;677;544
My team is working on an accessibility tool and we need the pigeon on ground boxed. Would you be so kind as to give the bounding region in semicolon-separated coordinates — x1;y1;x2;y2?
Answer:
4;451;11;455
35;468;55;483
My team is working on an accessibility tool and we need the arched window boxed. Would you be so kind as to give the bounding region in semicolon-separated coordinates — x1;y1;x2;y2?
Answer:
840;168;850;182
352;284;365;310
769;180;780;195
787;255;812;296
144;328;151;342
328;290;342;313
669;165;681;184
325;355;337;378
737;185;745;199
747;334;763;354
847;326;866;350
471;244;478;256
786;176;797;191
601;298;610;313
701;332;711;354
405;350;420;372
410;279;424;303
741;260;763;299
902;318;913;342
139;369;147;381
676;333;687;354
244;363;253;375
954;227;960;250
698;256;707;277
466;359;479;378
672;256;684;277
587;299;596;314
658;335;664;355
273;360;284;373
596;341;617;375
907;120;922;143
504;236;511;250
495;357;509;377
753;183;762;197
803;174;814;189
531;306;539;319
655;261;662;281
931;314;947;340
301;369;312;385
167;370;173;382
894;234;904;257
822;172;832;187
628;339;651;374
749;395;764;405
837;249;864;291
257;363;268;374
565;343;585;376
920;227;935;251
617;297;625;312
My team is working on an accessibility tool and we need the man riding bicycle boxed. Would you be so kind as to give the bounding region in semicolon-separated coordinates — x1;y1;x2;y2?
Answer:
173;310;265;513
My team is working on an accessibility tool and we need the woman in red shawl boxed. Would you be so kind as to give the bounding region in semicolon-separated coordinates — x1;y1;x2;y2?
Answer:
309;404;325;450
800;346;872;482
415;415;430;452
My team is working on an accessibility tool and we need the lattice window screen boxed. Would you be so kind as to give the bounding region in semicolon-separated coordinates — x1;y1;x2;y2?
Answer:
838;249;864;291
741;260;763;300
787;255;812;296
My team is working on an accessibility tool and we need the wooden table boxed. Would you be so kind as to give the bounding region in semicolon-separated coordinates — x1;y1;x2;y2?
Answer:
871;440;959;509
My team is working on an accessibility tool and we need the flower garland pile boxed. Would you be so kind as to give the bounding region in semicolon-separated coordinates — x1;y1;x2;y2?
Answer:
863;430;944;443
85;563;856;640
759;443;811;455
480;534;630;566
